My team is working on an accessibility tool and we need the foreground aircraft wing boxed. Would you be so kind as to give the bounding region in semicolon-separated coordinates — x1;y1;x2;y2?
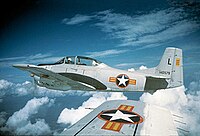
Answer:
60;100;186;136
13;64;94;90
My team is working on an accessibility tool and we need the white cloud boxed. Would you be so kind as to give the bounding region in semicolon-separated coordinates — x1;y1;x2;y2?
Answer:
0;80;13;90
0;80;35;97
7;97;50;127
116;64;147;71
133;20;199;49
6;97;53;135
140;85;200;135
33;86;70;98
0;79;93;98
139;65;147;70
185;91;200;135
0;112;7;127
95;8;199;48
128;68;135;72
57;92;127;125
188;80;200;95
15;119;51;136
140;86;187;112
63;8;199;49
0;80;13;98
106;92;127;101
62;14;94;25
86;49;128;58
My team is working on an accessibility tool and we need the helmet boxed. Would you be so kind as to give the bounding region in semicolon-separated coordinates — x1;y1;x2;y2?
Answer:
68;58;72;61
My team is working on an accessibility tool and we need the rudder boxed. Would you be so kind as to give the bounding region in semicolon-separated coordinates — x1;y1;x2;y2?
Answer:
156;47;183;88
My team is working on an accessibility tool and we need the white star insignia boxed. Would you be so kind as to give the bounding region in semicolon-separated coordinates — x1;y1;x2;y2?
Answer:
117;75;129;86
101;110;137;123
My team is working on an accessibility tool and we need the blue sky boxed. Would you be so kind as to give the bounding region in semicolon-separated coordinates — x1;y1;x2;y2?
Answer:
0;0;200;86
0;0;200;135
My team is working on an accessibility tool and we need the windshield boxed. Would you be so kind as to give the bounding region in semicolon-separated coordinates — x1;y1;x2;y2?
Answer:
38;57;65;66
55;58;65;64
76;56;101;66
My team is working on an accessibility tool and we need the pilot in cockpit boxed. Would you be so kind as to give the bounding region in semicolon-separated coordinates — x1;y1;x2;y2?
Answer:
67;58;72;64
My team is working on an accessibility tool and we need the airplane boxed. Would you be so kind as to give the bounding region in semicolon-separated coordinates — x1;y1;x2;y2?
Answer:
13;47;183;94
13;47;186;135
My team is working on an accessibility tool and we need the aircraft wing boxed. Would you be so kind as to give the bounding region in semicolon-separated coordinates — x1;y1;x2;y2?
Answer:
60;100;180;136
13;64;95;90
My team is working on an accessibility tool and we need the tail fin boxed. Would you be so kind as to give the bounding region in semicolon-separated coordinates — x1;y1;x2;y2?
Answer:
156;47;183;87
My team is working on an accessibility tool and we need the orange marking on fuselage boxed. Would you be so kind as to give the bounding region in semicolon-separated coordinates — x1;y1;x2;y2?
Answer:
109;77;116;82
129;79;136;85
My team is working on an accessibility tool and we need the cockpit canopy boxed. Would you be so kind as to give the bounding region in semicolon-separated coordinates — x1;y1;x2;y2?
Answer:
38;56;102;66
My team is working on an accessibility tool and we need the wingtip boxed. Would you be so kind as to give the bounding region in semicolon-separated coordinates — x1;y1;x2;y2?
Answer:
12;64;32;69
13;64;25;68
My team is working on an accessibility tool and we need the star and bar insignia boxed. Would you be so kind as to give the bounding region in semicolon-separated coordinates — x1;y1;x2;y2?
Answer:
98;105;143;132
109;74;136;88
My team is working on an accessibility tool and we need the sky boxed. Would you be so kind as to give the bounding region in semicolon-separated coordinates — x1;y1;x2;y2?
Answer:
0;0;200;135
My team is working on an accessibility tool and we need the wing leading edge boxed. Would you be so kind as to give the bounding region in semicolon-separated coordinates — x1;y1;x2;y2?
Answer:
13;64;95;91
60;100;178;136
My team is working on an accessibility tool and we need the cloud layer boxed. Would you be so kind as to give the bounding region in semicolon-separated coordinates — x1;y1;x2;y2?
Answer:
1;78;200;135
4;97;54;135
140;85;200;135
0;79;93;98
0;79;95;135
63;6;200;52
0;112;7;127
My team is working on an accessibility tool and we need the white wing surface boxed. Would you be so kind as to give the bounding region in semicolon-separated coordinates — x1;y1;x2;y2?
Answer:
60;100;179;136
13;64;95;91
